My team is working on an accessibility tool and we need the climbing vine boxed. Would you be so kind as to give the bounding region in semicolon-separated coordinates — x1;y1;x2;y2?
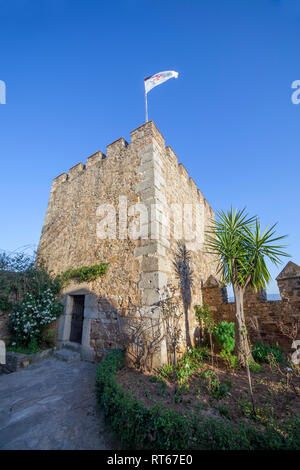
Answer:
59;264;108;286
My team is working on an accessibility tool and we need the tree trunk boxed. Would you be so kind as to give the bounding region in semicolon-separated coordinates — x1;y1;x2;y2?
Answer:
233;285;253;366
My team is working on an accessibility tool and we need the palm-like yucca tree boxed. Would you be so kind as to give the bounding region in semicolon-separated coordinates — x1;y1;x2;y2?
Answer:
206;208;289;365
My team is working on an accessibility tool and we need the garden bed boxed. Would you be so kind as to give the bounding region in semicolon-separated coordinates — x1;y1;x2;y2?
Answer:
116;353;300;429
95;350;300;450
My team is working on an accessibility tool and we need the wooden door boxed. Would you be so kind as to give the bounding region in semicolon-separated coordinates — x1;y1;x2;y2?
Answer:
70;295;84;343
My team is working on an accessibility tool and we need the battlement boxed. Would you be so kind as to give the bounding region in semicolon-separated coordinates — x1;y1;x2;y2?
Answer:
106;137;128;157
49;121;213;213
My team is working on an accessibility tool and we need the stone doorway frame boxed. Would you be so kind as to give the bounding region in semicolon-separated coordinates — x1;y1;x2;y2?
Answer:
57;288;98;362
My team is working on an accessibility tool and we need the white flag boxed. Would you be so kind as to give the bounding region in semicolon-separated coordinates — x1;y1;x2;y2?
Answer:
144;70;179;94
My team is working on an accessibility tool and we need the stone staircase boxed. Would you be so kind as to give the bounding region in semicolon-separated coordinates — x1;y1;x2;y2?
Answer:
53;342;82;363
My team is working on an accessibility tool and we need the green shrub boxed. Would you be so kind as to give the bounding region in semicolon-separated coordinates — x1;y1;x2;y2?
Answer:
95;351;299;450
214;321;235;354
9;289;63;347
0;251;61;312
252;342;285;364
159;347;208;384
194;303;215;343
7;338;41;354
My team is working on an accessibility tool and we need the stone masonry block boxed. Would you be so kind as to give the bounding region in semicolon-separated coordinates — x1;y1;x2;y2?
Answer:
139;271;168;289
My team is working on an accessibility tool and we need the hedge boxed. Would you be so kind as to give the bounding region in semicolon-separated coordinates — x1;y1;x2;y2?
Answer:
95;350;300;450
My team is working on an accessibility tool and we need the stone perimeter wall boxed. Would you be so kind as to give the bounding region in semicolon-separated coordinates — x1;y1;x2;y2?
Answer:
202;263;300;352
36;121;218;365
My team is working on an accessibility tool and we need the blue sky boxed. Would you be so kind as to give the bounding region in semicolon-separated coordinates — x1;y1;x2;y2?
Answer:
0;0;300;293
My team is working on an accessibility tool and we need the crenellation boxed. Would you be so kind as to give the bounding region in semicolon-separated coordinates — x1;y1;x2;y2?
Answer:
189;177;197;192
86;151;105;167
52;172;68;186
165;146;178;166
131;121;165;150
197;189;204;202
106;137;128;157
178;163;189;179
68;162;85;180
202;274;300;351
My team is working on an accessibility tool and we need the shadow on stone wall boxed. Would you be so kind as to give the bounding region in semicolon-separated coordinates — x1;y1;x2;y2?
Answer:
173;242;194;349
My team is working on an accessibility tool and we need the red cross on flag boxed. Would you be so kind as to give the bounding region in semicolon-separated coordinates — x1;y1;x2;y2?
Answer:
144;70;179;94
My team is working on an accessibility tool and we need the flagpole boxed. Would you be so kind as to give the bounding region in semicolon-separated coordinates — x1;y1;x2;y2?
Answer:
145;88;148;122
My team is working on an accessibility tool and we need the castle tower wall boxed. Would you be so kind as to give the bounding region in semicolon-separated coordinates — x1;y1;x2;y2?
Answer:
37;121;218;365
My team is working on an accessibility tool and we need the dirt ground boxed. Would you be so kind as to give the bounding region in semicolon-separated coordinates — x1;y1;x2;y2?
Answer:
116;355;300;429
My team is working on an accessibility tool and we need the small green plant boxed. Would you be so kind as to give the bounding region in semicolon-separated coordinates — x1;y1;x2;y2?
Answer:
159;364;173;379
149;376;167;397
179;383;190;392
194;303;215;365
252;342;285;364
218;405;230;418
149;375;165;384
220;350;239;370
201;370;216;380
157;382;167;397
208;379;229;400
195;402;204;411
239;399;253;418
248;360;262;373
224;379;232;388
214;321;235;354
174;389;182;403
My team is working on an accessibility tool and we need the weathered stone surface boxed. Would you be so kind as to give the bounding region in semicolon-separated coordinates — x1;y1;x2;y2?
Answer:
276;261;300;301
202;281;300;351
0;358;118;450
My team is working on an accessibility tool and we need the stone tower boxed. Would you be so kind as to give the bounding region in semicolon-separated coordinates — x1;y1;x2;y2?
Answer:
37;121;218;366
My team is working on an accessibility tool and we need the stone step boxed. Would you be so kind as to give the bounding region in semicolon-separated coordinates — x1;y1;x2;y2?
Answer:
61;342;82;353
53;349;81;363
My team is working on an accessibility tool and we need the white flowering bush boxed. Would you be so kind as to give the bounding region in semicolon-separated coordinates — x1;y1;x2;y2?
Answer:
9;288;63;347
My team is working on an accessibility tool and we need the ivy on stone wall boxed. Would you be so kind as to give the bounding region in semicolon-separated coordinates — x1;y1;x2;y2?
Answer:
59;264;108;286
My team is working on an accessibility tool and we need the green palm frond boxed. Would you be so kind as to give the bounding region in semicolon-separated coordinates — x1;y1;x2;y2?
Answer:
205;207;289;290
